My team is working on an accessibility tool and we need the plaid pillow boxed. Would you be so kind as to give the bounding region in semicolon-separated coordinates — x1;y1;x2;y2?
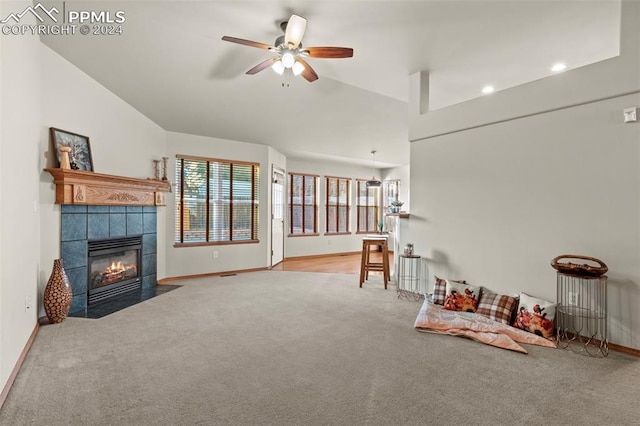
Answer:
476;291;518;325
432;276;467;305
432;276;447;305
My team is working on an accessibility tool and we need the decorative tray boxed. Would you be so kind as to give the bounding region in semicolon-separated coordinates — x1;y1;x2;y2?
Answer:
551;254;608;277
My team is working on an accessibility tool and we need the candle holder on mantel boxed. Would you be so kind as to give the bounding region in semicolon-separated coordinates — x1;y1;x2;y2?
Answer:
162;156;168;181
153;159;161;180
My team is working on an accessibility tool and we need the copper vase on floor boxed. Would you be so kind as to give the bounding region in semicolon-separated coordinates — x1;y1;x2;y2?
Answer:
44;259;73;323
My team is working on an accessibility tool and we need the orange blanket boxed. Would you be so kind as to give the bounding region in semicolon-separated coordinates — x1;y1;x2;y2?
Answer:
414;300;556;354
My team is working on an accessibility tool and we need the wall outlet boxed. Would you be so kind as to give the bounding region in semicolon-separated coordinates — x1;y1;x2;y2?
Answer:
568;291;579;306
25;296;32;312
213;251;219;259
624;107;637;123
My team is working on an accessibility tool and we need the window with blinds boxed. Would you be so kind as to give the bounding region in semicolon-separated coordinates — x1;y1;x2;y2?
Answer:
175;156;259;245
356;180;379;233
325;176;350;234
289;173;318;235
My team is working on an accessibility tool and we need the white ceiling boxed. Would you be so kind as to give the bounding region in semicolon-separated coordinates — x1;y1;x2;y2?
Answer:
39;0;621;167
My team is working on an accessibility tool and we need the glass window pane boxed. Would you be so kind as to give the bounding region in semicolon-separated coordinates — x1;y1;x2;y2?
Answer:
304;176;315;205
292;175;302;205
327;206;337;233
176;158;258;244
304;205;315;233
290;173;317;235
338;206;347;232
338;180;348;204
325;177;349;234
292;205;302;234
231;164;253;240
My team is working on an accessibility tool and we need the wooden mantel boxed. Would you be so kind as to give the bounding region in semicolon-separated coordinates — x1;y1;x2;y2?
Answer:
44;168;171;206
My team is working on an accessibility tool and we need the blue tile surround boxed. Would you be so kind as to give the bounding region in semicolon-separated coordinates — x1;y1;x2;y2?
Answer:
61;205;158;312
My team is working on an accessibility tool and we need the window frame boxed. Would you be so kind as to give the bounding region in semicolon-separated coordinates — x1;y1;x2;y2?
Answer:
174;155;259;247
324;176;351;235
288;172;319;237
355;179;380;234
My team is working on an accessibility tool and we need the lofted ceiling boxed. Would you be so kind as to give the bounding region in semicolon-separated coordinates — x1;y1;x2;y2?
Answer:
38;0;621;167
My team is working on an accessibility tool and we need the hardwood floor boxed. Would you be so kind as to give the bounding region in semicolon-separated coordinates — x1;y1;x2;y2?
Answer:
271;251;394;275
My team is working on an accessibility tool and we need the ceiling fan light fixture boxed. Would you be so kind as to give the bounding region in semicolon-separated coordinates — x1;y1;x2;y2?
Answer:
221;14;352;84
272;60;285;75
285;14;307;48
292;61;305;76
281;52;296;68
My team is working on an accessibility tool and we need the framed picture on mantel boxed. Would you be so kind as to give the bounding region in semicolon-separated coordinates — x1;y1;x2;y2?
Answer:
50;127;94;172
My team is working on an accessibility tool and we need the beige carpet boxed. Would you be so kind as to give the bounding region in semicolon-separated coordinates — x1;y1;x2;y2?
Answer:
1;271;638;425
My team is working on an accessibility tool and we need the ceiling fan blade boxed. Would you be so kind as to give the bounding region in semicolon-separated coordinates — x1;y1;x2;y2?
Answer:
304;47;354;59
221;36;272;50
295;58;318;82
246;57;279;75
284;14;307;48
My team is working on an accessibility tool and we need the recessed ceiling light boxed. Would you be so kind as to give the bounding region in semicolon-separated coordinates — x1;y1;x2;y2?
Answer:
551;63;567;72
482;85;494;94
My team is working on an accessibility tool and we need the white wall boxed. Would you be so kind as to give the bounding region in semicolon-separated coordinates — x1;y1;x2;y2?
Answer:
0;0;41;395
406;0;640;349
164;132;270;277
40;46;168;285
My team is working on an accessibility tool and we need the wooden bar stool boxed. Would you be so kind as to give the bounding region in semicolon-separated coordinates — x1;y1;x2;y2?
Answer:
359;237;390;289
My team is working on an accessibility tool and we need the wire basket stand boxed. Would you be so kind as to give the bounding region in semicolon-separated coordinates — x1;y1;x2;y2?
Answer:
555;272;608;357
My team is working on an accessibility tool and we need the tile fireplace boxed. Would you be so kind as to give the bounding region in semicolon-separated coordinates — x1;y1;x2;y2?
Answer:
61;205;157;313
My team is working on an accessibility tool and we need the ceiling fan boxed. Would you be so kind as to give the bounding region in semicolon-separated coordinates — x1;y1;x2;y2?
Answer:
221;14;353;82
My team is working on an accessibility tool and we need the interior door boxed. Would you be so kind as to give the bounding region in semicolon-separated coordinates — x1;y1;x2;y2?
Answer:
271;167;285;267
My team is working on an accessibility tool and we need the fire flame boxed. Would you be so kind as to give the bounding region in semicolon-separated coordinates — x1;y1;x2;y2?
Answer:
109;261;126;273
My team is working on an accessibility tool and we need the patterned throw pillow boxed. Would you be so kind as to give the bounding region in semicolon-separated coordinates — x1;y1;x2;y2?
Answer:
513;293;556;339
432;276;467;305
432;276;448;305
476;291;518;325
443;280;480;313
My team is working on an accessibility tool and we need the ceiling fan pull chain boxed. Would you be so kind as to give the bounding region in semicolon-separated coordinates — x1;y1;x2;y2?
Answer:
282;68;292;88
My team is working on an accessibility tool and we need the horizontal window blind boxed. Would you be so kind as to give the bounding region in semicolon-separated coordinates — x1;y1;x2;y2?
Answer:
325;176;350;234
175;156;259;245
289;173;318;235
356;180;379;233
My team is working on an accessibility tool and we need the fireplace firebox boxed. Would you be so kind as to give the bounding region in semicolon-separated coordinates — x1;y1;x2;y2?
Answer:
88;236;142;305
